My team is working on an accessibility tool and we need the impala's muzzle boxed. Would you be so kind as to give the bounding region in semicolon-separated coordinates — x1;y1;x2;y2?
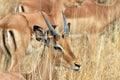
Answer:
63;62;81;72
72;63;81;71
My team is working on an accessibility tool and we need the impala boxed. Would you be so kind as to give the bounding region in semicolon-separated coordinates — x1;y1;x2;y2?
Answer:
15;0;77;29
64;0;120;34
0;11;80;73
0;12;52;71
25;12;81;80
15;0;119;34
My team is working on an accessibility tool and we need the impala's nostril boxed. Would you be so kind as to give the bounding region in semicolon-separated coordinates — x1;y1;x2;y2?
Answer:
74;63;81;68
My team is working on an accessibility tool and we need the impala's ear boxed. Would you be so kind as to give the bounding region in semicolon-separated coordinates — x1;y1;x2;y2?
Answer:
33;25;47;41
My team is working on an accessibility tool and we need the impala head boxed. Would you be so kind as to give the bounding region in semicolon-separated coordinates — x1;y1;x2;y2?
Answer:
34;12;81;72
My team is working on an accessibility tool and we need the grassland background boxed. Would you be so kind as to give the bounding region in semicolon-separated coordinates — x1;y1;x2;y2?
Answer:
0;0;120;80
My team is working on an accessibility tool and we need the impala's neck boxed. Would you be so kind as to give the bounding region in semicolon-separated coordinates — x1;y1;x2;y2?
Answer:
50;0;66;28
50;0;66;15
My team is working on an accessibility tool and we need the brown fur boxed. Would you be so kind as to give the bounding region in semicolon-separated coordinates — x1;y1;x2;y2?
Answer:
15;0;54;14
64;0;120;34
0;12;52;72
0;48;4;70
0;13;31;71
15;0;116;34
0;72;26;80
0;11;80;75
24;35;79;80
15;0;77;29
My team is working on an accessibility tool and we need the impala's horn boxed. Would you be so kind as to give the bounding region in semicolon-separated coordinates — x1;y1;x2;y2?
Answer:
62;11;69;35
41;12;58;36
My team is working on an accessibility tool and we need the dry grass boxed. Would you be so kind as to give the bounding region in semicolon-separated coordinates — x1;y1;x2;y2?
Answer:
57;19;120;80
0;0;120;80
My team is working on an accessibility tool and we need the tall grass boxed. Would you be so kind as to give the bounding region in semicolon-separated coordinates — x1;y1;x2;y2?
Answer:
61;19;120;80
0;0;120;80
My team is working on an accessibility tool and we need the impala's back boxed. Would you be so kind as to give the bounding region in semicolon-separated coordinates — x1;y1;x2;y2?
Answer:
64;0;120;34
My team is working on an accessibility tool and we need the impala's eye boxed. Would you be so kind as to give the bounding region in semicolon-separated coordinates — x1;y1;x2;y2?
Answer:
54;44;63;51
54;46;62;51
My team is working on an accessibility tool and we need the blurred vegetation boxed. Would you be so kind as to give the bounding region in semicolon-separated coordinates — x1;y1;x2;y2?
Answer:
0;0;18;19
